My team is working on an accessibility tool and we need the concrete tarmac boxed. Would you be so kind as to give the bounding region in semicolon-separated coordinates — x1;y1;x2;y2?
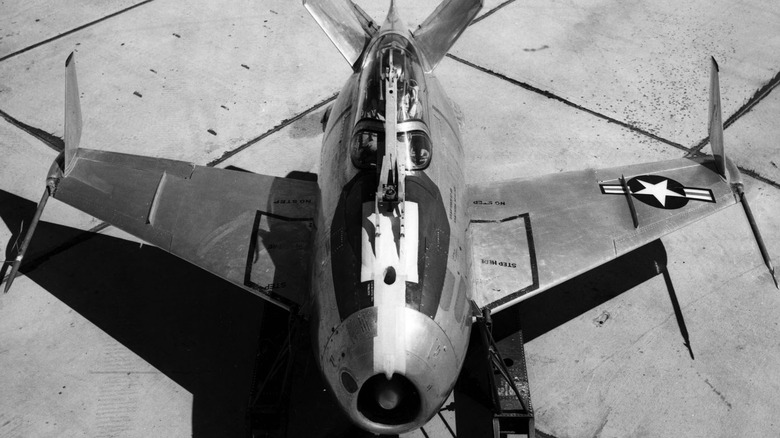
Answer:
1;1;778;437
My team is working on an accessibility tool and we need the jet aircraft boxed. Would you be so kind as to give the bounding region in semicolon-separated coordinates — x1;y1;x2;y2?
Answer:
4;0;777;435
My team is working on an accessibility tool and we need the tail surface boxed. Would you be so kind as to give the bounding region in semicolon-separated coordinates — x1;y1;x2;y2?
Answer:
3;53;81;292
413;0;483;72
710;57;780;289
64;52;82;174
304;0;483;73
708;57;726;178
303;0;378;69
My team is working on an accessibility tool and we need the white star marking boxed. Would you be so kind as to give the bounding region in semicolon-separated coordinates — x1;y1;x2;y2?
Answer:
632;179;684;207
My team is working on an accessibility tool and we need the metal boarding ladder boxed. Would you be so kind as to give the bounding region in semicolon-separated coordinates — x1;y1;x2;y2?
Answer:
455;302;535;438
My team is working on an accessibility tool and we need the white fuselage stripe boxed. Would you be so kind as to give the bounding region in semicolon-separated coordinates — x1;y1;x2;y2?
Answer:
361;201;419;378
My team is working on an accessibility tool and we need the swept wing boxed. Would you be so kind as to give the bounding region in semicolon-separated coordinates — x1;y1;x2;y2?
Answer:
467;156;738;312
51;148;317;310
5;54;316;311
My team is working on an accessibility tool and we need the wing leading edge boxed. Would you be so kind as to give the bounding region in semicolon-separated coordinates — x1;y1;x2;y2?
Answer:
467;156;739;312
4;54;317;311
465;57;780;313
49;148;317;311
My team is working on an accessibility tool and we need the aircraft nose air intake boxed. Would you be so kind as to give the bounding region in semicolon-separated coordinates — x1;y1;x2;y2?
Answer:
321;306;459;434
377;380;400;409
357;374;420;425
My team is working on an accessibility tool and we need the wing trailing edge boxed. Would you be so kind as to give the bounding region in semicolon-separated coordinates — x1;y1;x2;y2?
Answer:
467;157;741;313
4;54;322;310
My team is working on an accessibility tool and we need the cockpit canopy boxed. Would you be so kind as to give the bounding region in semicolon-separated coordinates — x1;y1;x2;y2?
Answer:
351;34;432;171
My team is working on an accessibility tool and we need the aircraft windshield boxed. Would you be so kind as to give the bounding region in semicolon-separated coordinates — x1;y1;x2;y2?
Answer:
356;34;426;124
351;34;432;171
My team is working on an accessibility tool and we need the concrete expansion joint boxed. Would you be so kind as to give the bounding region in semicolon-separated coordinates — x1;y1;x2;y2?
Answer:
688;67;780;156
1;91;341;285
0;0;157;64
449;54;780;192
735;166;780;191
0;108;63;153
206;92;338;167
469;0;518;27
446;53;690;154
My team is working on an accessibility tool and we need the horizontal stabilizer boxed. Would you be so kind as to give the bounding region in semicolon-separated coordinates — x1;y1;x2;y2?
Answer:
413;0;483;72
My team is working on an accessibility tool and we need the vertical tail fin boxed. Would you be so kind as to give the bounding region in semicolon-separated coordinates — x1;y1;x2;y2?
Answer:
413;0;483;72
303;0;378;69
4;53;78;292
708;57;726;179
713;56;780;289
64;52;82;174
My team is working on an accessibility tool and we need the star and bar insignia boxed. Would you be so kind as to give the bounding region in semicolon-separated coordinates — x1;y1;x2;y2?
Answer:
599;175;715;209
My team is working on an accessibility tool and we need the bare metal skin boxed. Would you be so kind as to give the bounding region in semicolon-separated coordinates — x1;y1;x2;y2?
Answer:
311;5;473;433
6;2;775;437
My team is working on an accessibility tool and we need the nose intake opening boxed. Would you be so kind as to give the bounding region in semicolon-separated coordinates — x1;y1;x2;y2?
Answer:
357;374;421;425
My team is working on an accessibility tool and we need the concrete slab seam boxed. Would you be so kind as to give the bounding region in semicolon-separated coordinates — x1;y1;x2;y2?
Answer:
447;54;780;191
205;92;338;167
459;0;780;191
0;108;64;153
688;68;780;155
736;166;780;190
3;93;338;287
471;0;518;26
437;411;456;436
446;53;691;153
0;0;157;64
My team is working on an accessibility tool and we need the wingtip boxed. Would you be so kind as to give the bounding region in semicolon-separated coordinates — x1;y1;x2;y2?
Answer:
710;56;719;72
65;51;75;67
3;253;25;293
3;264;18;293
772;268;779;290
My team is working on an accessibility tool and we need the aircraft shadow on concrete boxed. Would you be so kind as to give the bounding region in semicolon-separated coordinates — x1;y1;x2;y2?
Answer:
1;188;691;438
491;237;693;363
1;189;268;437
493;239;677;343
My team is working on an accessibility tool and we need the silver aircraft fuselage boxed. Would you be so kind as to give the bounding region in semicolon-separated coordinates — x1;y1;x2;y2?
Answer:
311;19;473;435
